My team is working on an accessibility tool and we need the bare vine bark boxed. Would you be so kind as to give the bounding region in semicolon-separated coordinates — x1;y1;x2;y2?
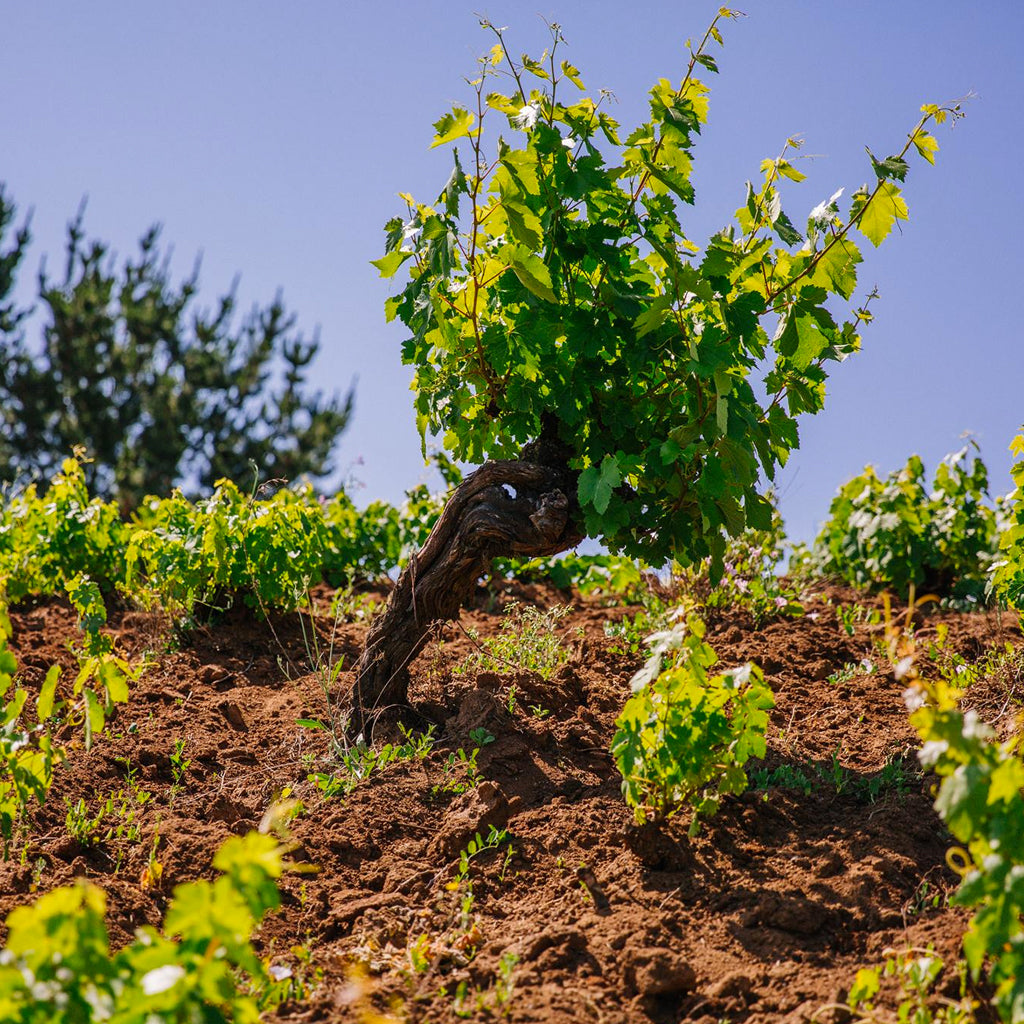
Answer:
349;441;582;738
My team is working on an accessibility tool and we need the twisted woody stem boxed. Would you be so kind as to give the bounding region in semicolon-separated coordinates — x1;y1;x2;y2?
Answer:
348;439;582;737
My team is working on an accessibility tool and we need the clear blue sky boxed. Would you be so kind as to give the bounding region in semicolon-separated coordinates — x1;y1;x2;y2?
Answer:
2;1;1021;544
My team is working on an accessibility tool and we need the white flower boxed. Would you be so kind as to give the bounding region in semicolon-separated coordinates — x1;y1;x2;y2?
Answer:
513;103;539;130
140;964;186;996
269;964;293;982
562;135;577;150
725;664;753;688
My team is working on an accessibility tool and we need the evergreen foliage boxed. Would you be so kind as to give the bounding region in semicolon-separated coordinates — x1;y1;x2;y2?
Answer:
0;186;352;509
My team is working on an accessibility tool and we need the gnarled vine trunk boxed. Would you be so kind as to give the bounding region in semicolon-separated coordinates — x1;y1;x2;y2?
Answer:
349;441;582;738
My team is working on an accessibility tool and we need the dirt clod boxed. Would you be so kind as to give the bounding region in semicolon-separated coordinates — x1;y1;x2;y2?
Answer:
428;779;509;859
744;893;831;935
627;946;698;996
218;701;248;731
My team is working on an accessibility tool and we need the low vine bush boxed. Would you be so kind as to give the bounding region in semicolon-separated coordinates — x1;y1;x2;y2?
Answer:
606;513;801;657
894;602;1024;1022
0;456;448;615
0;454;128;604
126;481;336;614
801;445;1001;605
62;574;137;751
990;427;1024;610
0;831;291;1021
0;617;59;854
611;615;774;834
1;454;649;618
496;552;645;598
833;946;976;1023
0;575;134;856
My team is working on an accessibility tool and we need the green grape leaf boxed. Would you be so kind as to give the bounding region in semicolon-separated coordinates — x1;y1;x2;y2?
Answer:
934;764;989;841
579;454;621;515
503;200;543;249
510;253;557;302
431;106;475;148
911;129;939;165
988;758;1024;805
37;665;60;722
370;250;414;279
773;210;803;247
854;181;909;247
867;148;909;182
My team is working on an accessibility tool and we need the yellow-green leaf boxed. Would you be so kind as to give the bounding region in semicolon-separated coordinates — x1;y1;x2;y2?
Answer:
37;665;60;722
776;159;806;183
855;181;908;247
911;129;939;165
988;758;1024;805
102;661;130;705
370;250;413;279
560;60;584;89
431;106;475;149
84;688;105;750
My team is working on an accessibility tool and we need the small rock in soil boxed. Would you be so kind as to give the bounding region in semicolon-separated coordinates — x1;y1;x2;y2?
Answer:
517;924;588;962
326;890;406;932
806;659;832;680
475;671;503;692
197;664;234;688
208;793;246;823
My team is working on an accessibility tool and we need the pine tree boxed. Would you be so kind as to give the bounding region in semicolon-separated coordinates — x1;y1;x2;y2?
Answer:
0;187;352;509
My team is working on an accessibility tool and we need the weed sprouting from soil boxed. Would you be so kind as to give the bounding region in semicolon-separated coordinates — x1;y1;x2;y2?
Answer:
309;724;435;799
456;602;575;679
824;946;978;1024
64;757;153;871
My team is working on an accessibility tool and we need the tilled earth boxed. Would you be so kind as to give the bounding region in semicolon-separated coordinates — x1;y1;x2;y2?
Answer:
2;579;1021;1023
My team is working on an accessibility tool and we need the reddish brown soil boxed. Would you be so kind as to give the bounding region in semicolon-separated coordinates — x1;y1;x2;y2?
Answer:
2;582;1021;1023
